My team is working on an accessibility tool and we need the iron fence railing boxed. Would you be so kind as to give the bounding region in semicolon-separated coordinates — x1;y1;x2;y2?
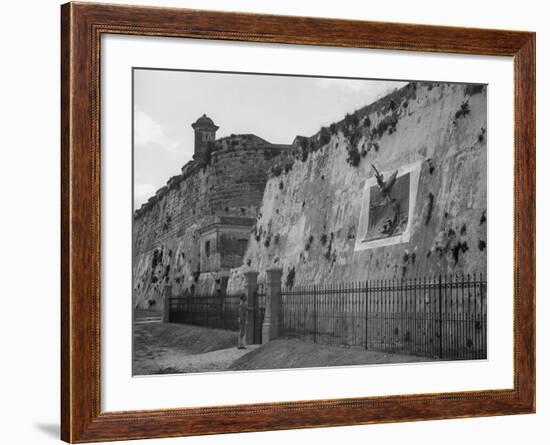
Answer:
167;294;243;331
281;274;486;360
254;291;266;344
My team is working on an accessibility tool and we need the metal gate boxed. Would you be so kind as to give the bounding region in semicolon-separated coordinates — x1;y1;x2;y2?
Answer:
253;290;266;344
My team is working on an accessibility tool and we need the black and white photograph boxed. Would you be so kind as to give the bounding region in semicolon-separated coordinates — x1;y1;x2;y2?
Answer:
132;69;487;376
4;0;547;443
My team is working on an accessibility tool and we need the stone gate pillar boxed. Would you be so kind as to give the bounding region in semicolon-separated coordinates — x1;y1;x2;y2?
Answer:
262;268;283;344
163;284;172;323
244;271;259;345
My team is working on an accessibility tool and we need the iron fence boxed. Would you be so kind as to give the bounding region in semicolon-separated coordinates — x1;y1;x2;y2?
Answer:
167;294;243;331
281;274;486;360
253;291;266;344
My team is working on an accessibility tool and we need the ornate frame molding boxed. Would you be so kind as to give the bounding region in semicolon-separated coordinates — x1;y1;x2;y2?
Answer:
61;2;535;442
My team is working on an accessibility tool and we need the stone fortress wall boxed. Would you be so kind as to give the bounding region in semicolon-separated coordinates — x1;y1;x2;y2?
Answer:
133;81;487;310
133;116;291;309
227;82;487;293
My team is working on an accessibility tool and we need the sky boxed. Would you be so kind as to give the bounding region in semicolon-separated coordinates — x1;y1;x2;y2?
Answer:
133;69;407;208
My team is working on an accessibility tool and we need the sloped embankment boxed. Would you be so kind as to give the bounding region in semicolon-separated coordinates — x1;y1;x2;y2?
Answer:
134;322;237;355
133;323;239;375
229;338;433;371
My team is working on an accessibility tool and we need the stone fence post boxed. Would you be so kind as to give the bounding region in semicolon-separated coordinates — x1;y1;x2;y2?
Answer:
244;271;259;345
163;284;172;323
262;268;283;344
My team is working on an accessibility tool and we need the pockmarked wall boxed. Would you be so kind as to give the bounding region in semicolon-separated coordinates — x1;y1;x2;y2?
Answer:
228;82;487;292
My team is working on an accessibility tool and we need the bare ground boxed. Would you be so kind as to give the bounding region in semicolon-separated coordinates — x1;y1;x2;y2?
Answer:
133;322;242;375
229;338;436;371
134;323;436;375
136;345;260;375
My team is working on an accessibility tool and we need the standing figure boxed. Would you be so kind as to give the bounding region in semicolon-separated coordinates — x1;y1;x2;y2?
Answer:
237;295;247;349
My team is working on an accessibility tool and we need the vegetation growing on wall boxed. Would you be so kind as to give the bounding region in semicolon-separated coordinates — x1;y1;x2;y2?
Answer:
346;144;361;167
305;235;314;251
318;127;331;147
151;248;163;269
465;84;485;96
425;192;434;225
254;225;263;242
263;82;424;179
163;265;170;282
371;113;399;138
285;267;296;288
477;127;486;143
323;232;335;261
454;101;471;121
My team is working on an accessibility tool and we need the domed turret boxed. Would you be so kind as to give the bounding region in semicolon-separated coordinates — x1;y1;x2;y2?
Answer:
191;114;219;164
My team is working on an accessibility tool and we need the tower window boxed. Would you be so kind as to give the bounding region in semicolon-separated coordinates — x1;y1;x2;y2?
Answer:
205;240;211;257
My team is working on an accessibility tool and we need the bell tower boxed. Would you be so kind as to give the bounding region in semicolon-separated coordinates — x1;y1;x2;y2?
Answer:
191;114;219;164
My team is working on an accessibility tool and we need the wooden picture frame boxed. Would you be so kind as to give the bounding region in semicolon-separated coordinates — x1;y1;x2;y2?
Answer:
61;2;535;442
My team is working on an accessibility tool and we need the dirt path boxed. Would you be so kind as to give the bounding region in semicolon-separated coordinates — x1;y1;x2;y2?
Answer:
133;322;258;375
137;345;260;375
133;323;438;376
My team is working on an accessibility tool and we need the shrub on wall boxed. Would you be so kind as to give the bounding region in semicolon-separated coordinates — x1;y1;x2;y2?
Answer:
270;164;283;177
454;101;471;120
372;114;398;138
151;249;163;269
299;138;309;162
285;267;296;288
465;84;485;96
346;144;361;167
305;235;314;251
318;127;331;147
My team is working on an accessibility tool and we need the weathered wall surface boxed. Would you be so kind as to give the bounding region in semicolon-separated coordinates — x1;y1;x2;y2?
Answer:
227;82;487;292
132;135;289;309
